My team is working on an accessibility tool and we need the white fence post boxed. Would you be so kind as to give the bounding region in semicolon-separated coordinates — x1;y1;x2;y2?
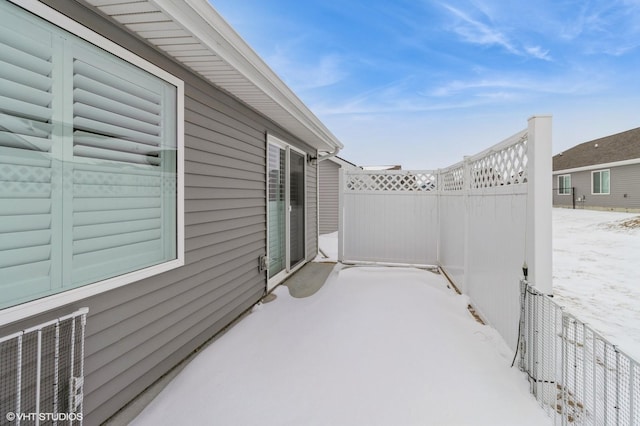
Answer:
462;156;471;294
527;115;552;294
338;167;344;262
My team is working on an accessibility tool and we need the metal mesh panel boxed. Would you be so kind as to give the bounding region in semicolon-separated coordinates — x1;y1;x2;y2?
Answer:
0;338;19;422
520;282;640;425
0;308;87;425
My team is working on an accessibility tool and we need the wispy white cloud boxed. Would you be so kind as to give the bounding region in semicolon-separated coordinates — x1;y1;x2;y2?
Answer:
524;46;552;61
266;41;348;91
441;4;518;54
554;1;640;56
429;71;603;99
310;80;516;117
441;2;553;61
312;68;607;118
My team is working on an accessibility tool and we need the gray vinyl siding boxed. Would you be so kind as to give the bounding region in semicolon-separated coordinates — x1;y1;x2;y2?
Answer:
319;160;340;234
0;1;320;424
553;163;640;210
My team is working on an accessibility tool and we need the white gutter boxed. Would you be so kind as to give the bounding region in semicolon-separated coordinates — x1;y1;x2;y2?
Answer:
553;157;640;175
317;148;341;162
156;0;343;153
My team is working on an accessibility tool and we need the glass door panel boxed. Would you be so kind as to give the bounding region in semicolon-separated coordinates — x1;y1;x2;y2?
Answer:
289;150;305;268
268;144;286;279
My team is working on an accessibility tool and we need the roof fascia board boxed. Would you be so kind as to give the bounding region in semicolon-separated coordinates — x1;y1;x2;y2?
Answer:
553;157;640;175
152;0;342;151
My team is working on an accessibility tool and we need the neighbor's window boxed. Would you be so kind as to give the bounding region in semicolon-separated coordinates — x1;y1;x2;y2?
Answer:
0;1;182;309
592;170;610;195
558;175;571;195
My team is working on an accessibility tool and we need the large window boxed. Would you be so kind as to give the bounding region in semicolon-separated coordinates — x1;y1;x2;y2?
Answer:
0;1;184;311
557;174;571;195
592;169;610;195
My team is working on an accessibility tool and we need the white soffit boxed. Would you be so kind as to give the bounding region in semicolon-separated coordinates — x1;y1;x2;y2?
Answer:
82;0;343;152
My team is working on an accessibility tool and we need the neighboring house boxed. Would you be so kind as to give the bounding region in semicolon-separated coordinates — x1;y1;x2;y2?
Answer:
0;0;342;424
318;156;359;235
553;127;640;211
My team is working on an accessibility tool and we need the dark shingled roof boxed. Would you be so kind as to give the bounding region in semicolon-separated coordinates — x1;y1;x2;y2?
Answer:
553;127;640;171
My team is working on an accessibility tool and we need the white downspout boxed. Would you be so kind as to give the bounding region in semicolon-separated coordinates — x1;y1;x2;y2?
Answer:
316;147;340;257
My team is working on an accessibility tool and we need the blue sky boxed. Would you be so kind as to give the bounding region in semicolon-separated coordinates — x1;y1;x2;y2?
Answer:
212;0;640;169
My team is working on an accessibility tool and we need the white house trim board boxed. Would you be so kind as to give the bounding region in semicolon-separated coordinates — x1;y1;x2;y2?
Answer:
553;157;640;175
1;0;185;327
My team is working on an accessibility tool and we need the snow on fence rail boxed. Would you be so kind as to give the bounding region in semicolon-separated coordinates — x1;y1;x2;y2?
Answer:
339;115;552;351
520;281;640;425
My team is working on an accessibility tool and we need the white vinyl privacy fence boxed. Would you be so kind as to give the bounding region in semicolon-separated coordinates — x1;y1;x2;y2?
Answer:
338;171;438;265
339;115;552;351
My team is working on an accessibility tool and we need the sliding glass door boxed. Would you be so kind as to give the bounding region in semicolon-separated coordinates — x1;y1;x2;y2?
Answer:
289;150;306;268
267;138;306;289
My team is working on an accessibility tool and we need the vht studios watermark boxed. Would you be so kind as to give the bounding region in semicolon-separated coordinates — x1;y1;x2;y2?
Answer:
5;412;83;422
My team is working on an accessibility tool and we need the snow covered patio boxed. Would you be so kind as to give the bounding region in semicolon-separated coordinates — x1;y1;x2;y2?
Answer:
133;264;549;425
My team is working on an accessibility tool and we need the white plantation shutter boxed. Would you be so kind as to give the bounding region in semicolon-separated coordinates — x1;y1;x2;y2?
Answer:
70;47;176;286
0;2;178;309
0;12;60;307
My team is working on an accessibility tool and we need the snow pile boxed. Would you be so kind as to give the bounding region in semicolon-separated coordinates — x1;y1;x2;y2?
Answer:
133;266;548;425
553;208;640;360
315;231;339;262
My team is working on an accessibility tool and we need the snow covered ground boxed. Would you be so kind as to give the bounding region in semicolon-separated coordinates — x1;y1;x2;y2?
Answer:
552;208;640;360
133;208;640;425
315;232;339;262
134;264;548;425
321;209;640;362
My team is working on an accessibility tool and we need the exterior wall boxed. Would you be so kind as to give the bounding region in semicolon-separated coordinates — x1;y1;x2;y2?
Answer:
553;163;640;211
0;1;319;424
319;160;340;234
552;173;576;208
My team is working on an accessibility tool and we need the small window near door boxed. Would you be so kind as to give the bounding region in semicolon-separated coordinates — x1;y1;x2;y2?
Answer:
592;170;610;195
558;175;571;195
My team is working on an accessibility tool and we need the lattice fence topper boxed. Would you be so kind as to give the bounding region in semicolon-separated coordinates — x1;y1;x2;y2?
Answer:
470;135;528;188
441;165;464;192
345;171;437;192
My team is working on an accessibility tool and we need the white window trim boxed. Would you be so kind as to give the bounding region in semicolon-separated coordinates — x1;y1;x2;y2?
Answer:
557;174;571;195
591;169;610;195
1;0;185;326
